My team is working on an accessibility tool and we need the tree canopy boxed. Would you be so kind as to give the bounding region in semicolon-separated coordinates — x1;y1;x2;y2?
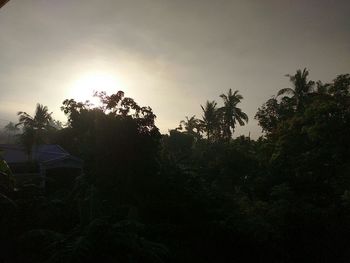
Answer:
1;69;350;263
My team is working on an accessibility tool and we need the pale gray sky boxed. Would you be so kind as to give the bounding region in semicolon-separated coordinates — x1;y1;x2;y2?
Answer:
0;0;349;137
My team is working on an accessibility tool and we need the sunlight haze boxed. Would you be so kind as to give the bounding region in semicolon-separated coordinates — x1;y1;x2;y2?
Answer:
0;0;349;137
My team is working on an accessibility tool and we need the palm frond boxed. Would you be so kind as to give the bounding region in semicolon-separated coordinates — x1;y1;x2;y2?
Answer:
277;88;295;97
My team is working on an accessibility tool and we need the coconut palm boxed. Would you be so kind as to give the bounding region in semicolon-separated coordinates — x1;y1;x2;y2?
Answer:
17;103;53;130
219;89;248;139
180;115;202;138
277;68;315;109
19;127;36;161
200;100;219;140
17;104;53;159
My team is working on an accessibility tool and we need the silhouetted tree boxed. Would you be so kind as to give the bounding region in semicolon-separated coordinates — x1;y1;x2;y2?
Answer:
2;70;350;263
255;95;295;134
16;104;54;159
17;104;53;130
200;100;220;141
328;74;350;98
60;91;161;217
180;115;202;138
277;68;315;110
4;122;19;143
219;89;248;139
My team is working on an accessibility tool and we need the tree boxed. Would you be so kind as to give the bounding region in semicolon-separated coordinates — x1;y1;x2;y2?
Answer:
255;96;295;135
49;120;63;130
219;89;248;139
277;68;315;110
4;122;19;142
328;74;350;98
17;103;53;131
180;115;202;138
4;122;18;134
16;104;54;158
59;91;161;214
200;100;219;141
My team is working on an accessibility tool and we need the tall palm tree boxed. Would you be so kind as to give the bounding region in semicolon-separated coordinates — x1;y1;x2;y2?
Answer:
200;100;219;140
17;103;53;130
219;89;248;139
18;127;36;161
277;68;315;109
180;115;202;137
17;104;53;159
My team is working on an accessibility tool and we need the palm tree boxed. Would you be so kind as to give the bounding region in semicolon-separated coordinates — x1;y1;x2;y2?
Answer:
219;89;248;139
180;115;202;138
200;100;219;140
17;103;53;130
277;68;315;109
16;104;53;159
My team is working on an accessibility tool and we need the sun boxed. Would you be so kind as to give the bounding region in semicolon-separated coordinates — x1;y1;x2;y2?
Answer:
69;71;123;104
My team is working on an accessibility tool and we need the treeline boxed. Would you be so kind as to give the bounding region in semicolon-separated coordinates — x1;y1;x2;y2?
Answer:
176;88;248;141
0;122;20;143
1;69;350;262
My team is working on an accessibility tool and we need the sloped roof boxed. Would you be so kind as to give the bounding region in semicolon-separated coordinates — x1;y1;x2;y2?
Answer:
43;154;83;169
0;144;82;168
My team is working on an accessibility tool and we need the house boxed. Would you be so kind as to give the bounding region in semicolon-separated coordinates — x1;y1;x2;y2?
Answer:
0;144;83;191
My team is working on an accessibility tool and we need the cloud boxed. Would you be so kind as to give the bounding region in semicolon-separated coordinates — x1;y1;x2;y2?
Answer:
0;0;349;137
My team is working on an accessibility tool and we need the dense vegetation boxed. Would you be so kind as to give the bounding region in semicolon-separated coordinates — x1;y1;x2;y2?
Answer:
1;69;350;262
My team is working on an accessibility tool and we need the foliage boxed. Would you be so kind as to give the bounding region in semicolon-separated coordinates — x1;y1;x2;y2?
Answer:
1;70;350;263
219;89;248;139
178;115;202;139
17;104;53;130
16;104;58;157
176;89;248;141
18;220;168;263
200;100;220;140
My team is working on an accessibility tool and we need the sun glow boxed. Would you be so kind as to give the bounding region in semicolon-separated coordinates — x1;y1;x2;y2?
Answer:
69;71;123;104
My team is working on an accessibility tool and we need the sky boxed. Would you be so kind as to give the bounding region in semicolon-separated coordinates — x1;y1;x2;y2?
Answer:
0;0;349;138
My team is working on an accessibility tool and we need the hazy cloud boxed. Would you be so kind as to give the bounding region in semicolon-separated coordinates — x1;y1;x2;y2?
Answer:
0;0;349;137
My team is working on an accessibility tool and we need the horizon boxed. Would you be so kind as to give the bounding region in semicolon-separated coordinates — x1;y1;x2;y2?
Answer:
2;1;350;262
1;0;349;138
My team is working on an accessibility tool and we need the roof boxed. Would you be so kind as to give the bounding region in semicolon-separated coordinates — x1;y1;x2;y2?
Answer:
0;144;83;169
